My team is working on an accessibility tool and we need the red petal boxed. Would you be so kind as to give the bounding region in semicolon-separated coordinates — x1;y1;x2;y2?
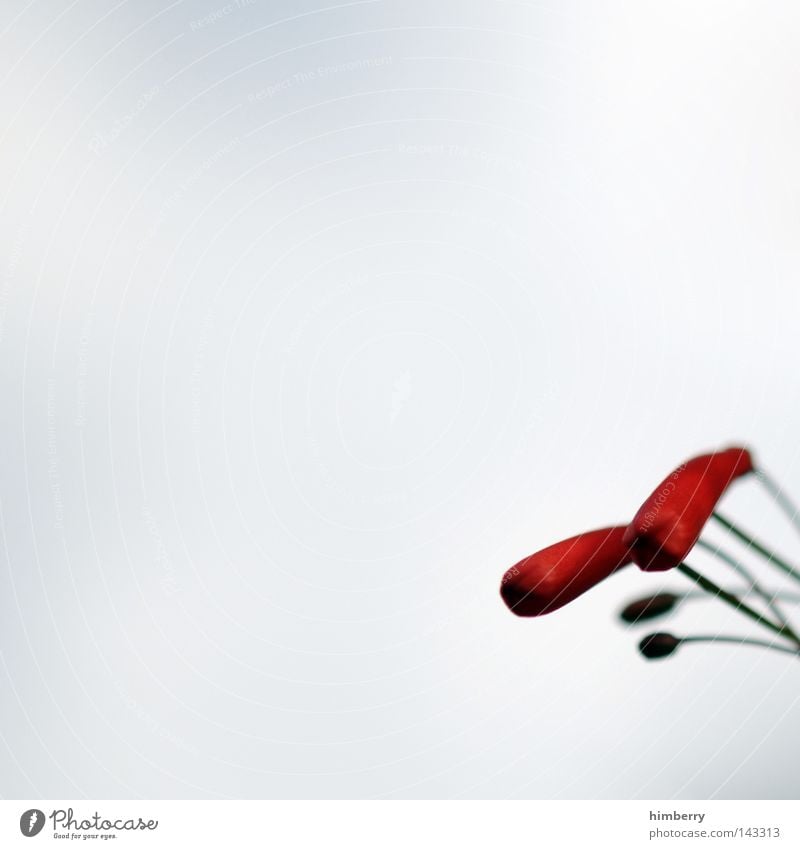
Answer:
500;526;633;616
623;446;753;571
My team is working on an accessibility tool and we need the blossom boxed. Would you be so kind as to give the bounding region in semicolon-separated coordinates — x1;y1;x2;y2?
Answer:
624;446;754;572
500;526;633;616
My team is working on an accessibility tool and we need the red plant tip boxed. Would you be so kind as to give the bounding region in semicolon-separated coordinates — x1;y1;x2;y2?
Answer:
500;526;633;617
623;446;754;572
638;632;681;659
620;592;680;624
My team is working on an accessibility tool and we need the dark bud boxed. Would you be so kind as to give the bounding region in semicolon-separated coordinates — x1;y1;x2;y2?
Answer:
639;632;681;659
620;592;680;624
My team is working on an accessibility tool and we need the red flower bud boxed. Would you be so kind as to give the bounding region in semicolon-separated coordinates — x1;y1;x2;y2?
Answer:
500;526;633;616
624;446;754;572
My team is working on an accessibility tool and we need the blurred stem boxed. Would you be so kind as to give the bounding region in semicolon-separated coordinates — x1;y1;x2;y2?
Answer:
677;563;800;646
684;589;800;604
681;635;800;658
711;511;800;586
756;467;800;538
695;537;795;636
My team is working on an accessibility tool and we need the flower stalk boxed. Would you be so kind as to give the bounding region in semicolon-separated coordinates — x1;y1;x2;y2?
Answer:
711;511;800;586
639;632;800;660
676;562;800;647
695;538;793;634
756;467;800;537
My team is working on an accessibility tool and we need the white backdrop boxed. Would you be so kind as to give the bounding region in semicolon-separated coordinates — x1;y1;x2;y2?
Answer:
1;0;799;798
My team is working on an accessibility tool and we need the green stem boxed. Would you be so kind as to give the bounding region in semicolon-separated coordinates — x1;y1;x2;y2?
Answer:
711;511;800;586
756;467;800;537
695;538;796;637
677;563;799;646
684;589;800;604
681;635;800;658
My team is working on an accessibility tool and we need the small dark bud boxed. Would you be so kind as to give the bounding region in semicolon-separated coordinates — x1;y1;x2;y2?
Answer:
639;632;681;659
620;592;680;624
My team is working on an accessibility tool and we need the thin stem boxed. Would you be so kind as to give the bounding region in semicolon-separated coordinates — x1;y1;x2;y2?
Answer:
756;467;800;537
681;635;800;658
677;562;799;646
711;511;800;586
695;538;796;637
683;589;800;604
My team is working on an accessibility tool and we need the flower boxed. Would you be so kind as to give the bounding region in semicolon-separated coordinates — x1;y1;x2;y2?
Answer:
638;632;681;659
620;592;680;623
500;526;633;616
624;446;754;572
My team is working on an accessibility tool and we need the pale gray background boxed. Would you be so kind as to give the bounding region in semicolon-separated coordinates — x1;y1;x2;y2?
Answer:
1;0;800;799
